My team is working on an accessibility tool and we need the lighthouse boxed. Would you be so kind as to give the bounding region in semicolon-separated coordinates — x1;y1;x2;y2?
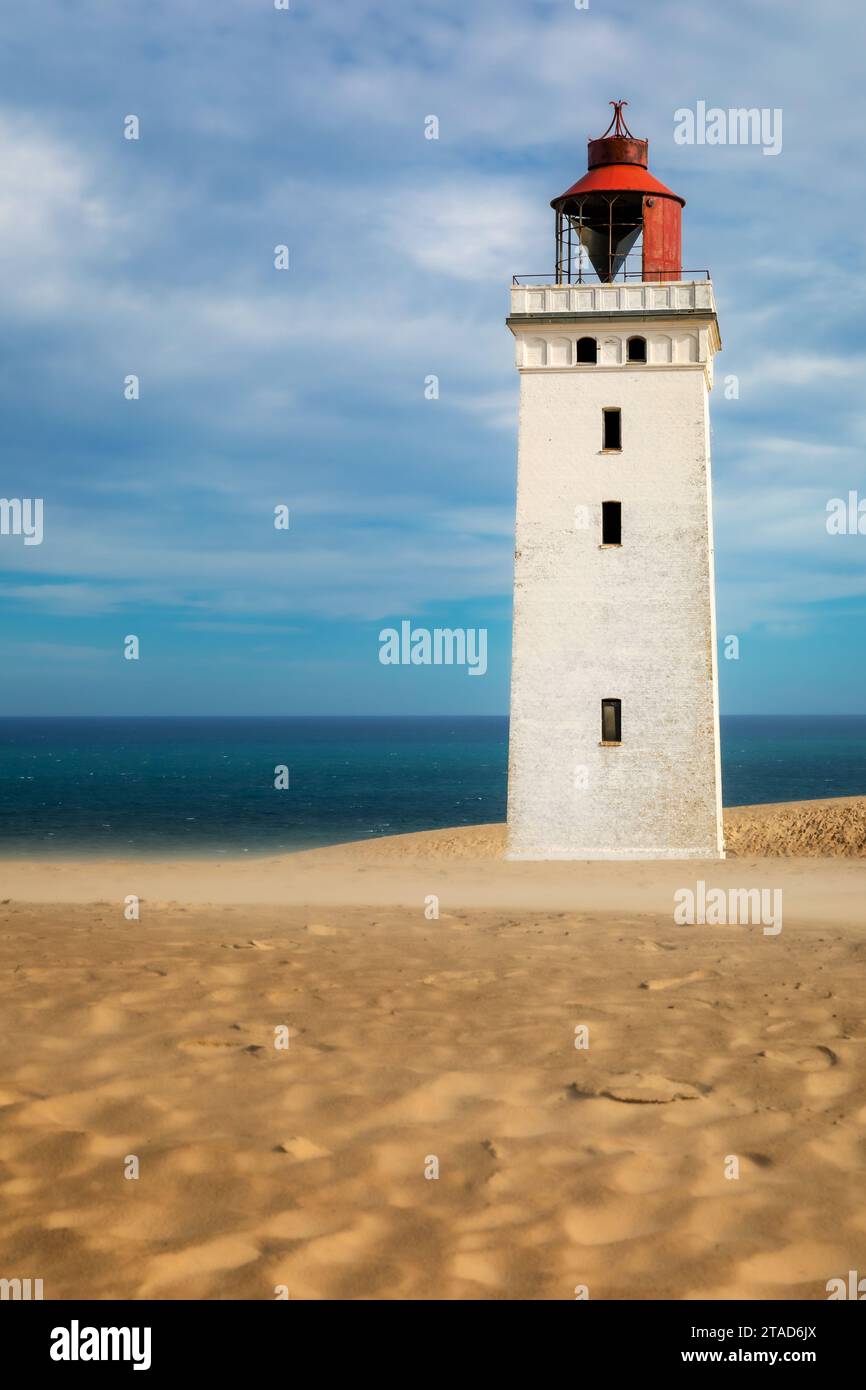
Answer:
506;102;724;860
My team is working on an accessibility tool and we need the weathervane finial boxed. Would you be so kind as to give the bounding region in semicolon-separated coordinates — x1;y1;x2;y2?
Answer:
600;100;633;139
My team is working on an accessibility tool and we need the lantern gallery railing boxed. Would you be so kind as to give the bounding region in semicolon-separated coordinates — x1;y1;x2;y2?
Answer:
512;268;710;286
508;278;717;319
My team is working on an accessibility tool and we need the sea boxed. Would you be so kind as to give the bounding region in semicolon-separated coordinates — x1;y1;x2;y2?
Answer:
0;715;864;858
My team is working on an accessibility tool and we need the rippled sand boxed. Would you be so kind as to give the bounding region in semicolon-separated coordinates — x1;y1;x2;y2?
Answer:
1;803;865;1299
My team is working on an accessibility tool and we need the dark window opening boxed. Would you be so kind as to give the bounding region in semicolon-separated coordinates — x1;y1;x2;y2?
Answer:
576;336;598;364
602;501;622;545
601;698;622;745
627;335;647;363
602;408;621;451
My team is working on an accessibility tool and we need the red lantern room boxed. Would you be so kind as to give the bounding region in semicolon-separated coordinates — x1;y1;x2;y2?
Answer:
552;101;684;284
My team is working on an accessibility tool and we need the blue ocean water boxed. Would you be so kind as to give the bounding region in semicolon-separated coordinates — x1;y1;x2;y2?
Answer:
0;715;864;857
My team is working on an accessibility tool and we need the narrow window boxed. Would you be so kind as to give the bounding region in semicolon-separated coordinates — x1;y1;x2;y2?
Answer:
602;408;621;451
576;336;598;364
601;698;622;745
627;335;647;363
601;501;622;545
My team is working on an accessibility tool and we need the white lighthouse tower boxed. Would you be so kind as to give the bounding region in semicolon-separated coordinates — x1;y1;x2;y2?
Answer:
506;102;724;860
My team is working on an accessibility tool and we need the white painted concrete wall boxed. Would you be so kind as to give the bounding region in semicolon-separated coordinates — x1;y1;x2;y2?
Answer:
507;304;724;859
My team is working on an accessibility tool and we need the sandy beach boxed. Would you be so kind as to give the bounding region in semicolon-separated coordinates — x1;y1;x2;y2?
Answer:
1;796;865;1300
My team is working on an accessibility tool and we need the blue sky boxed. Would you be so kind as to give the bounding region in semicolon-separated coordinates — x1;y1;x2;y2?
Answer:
0;0;863;715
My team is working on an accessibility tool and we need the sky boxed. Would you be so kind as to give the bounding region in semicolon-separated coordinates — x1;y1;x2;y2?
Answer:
0;0;863;716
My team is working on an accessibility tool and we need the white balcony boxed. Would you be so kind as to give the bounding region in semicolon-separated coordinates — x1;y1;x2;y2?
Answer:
510;279;716;318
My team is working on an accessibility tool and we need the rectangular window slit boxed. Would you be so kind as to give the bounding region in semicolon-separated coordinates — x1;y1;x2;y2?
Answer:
602;408;621;451
601;698;621;744
602;501;622;545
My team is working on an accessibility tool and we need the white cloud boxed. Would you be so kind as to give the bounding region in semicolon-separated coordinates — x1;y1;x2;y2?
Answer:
380;180;541;283
0;0;864;667
0;113;127;315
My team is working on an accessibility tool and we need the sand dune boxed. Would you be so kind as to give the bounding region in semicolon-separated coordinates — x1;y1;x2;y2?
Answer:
725;796;866;857
1;798;865;1300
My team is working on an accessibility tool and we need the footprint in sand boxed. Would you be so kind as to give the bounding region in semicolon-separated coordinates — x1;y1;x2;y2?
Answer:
755;1045;838;1071
178;1037;267;1056
639;969;712;991
570;1072;707;1103
742;1151;775;1169
274;1136;331;1160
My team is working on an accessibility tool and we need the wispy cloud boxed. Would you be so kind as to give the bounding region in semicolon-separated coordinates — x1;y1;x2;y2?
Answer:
0;0;863;711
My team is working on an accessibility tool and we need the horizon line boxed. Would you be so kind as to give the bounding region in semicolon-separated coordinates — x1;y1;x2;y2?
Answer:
0;713;864;721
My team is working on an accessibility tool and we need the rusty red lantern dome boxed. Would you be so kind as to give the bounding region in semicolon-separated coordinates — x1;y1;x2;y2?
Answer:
552;101;684;284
